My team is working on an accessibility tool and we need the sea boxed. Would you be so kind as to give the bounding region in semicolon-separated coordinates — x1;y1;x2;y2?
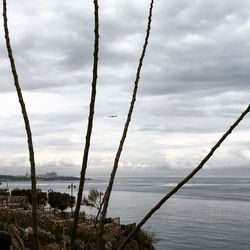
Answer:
2;176;250;250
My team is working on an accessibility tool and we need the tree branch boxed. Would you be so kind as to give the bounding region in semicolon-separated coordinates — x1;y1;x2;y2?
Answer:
2;0;39;248
118;104;250;249
97;0;155;248
70;0;99;248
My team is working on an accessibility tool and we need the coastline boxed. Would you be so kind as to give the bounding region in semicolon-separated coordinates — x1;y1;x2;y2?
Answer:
0;175;90;182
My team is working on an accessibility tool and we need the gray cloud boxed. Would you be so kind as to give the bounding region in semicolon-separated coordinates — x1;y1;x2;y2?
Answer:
1;0;250;175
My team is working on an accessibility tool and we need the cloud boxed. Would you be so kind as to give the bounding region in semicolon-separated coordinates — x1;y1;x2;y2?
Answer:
1;0;250;175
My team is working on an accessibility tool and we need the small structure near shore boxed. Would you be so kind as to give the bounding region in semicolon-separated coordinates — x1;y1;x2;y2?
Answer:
0;188;28;209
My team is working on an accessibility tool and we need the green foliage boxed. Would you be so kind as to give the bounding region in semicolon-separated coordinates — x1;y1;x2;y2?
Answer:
11;188;31;202
69;195;76;208
56;193;68;212
48;191;74;212
48;192;57;209
11;188;47;207
120;223;156;249
121;223;136;237
82;189;103;210
37;191;48;207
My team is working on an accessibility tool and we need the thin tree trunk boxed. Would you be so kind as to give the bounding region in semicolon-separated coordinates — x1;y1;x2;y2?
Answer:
94;194;104;228
118;104;250;249
2;1;39;248
70;0;99;248
97;1;154;249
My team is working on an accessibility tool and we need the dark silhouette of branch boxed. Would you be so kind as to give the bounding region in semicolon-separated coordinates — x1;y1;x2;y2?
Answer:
118;104;250;249
2;0;39;248
70;0;99;248
97;0;155;248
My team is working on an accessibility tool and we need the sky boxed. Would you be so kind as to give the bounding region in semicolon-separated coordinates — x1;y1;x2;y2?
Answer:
0;0;250;177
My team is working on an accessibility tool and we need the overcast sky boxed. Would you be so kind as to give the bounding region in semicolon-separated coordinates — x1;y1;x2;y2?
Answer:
0;0;250;177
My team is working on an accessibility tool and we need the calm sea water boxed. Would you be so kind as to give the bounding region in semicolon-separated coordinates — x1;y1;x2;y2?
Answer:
3;176;250;250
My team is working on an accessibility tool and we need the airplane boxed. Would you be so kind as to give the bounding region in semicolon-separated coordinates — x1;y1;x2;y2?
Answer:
109;114;117;118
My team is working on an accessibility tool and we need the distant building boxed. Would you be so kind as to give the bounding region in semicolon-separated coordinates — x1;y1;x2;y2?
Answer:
45;172;57;179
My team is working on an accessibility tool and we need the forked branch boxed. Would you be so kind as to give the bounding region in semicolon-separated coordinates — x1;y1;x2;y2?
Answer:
118;104;250;249
3;0;39;248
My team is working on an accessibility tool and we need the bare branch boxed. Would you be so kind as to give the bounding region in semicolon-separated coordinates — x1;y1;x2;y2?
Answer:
118;104;250;249
2;0;39;248
70;0;99;248
97;0;155;248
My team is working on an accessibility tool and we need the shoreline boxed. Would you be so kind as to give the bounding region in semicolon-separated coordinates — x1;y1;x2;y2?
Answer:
0;175;92;182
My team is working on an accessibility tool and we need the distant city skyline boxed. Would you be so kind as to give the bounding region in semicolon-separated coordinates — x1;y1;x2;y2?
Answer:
1;0;250;177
